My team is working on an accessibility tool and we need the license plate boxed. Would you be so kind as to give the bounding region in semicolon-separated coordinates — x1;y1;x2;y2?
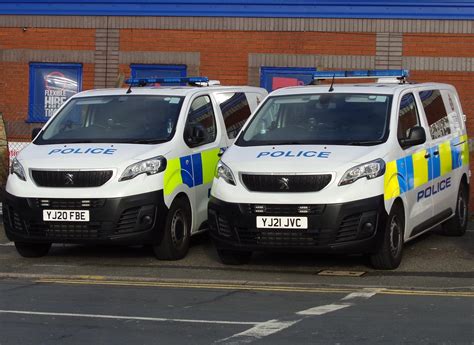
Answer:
43;210;90;222
256;216;308;229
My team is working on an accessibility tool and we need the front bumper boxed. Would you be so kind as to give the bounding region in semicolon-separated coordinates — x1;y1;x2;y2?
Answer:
208;195;386;254
2;190;168;245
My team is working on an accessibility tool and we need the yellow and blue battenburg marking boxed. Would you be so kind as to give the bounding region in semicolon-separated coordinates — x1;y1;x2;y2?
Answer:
163;148;220;196
384;135;469;200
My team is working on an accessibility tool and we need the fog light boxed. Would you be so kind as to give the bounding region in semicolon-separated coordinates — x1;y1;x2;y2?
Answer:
141;215;152;225
359;222;375;238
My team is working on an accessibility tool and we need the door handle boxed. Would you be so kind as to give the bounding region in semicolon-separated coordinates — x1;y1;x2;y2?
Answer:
433;150;439;156
424;153;431;159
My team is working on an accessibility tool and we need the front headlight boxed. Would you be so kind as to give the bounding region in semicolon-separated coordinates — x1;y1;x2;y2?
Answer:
339;159;385;186
119;156;167;181
216;160;236;186
10;157;26;181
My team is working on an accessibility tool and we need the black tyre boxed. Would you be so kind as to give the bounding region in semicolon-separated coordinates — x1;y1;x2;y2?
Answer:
441;183;468;236
216;248;252;265
15;242;51;258
370;204;404;270
153;197;191;260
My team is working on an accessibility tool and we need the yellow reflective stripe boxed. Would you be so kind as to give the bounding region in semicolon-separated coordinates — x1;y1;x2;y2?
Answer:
438;141;452;176
163;157;183;196
461;134;469;166
412;149;429;188
201;148;220;184
384;160;400;200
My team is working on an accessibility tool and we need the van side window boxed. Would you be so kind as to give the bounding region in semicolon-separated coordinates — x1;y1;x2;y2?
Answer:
398;93;420;144
419;90;451;139
184;95;217;147
216;92;252;139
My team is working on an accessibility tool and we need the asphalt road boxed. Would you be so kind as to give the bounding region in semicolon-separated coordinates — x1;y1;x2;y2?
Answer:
0;222;473;344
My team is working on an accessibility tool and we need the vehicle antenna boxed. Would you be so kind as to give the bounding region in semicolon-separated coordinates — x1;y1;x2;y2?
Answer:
328;74;335;92
126;84;133;94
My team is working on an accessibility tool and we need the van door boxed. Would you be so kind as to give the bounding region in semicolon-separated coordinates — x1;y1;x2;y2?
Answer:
183;94;225;232
419;89;461;220
396;92;433;236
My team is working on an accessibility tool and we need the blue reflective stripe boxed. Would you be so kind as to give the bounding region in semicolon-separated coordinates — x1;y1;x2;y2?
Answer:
180;155;194;188
428;146;441;180
396;158;408;194
405;156;414;191
192;153;203;186
451;139;463;170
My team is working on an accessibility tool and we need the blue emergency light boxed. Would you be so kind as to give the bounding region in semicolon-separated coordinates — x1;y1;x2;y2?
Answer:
312;69;409;80
125;76;210;86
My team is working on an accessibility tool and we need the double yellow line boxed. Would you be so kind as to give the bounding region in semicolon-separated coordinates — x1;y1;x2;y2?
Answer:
37;278;474;298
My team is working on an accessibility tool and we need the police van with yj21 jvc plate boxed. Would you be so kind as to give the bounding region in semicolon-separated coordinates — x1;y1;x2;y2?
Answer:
3;77;267;259
209;70;470;269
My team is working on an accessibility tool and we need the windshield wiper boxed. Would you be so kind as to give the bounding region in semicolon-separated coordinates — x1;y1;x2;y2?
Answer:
128;139;168;144
346;140;384;146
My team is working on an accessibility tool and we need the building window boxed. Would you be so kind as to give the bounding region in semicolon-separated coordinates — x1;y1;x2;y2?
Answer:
28;63;82;123
130;64;186;85
419;90;451;139
260;67;317;92
216;92;252;139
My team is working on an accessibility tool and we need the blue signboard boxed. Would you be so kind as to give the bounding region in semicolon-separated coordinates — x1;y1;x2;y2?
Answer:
260;67;317;92
28;63;82;123
130;64;187;85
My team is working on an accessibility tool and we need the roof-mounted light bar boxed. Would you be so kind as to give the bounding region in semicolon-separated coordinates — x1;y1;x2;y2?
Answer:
312;69;409;80
125;76;210;86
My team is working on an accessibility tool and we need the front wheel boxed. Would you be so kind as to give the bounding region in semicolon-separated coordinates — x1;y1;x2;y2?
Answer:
441;183;468;236
15;242;51;258
153;198;191;260
370;204;404;270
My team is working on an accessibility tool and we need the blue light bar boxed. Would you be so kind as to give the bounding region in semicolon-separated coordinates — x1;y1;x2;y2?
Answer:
312;69;409;79
125;77;210;86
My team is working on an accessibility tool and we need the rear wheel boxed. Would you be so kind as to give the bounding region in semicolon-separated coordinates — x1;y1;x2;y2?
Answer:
15;242;51;258
216;248;252;265
153;197;191;260
441;183;468;236
370;204;404;270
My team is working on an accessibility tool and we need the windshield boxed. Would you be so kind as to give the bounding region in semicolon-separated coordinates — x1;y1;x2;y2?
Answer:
237;93;392;146
35;95;185;145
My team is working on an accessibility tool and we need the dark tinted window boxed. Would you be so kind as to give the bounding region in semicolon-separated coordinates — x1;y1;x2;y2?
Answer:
398;93;420;143
36;95;184;145
238;93;392;146
184;95;217;147
217;92;252;139
420;90;450;139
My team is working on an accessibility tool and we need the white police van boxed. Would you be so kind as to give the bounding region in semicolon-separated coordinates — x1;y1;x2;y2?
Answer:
209;70;470;269
4;77;267;259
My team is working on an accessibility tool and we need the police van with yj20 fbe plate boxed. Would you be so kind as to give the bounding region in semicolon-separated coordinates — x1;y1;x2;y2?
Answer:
209;70;470;269
3;77;267;259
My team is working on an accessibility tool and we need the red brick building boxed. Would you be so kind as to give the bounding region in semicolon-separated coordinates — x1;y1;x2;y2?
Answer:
0;1;473;203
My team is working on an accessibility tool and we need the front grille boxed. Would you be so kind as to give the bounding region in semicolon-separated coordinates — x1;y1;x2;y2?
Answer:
217;216;233;237
32;198;106;209
28;222;111;239
116;207;140;234
248;204;325;215
241;174;331;193
335;214;362;243
236;228;333;247
31;170;113;188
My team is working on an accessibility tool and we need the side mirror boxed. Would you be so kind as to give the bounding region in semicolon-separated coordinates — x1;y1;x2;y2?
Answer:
400;126;426;149
185;124;207;147
31;128;42;140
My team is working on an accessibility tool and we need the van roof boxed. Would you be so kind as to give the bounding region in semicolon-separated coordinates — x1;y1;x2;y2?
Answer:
72;86;266;99
268;82;456;96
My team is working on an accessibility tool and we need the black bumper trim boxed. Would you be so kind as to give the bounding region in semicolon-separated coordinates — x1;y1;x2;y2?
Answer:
208;195;386;254
2;190;169;245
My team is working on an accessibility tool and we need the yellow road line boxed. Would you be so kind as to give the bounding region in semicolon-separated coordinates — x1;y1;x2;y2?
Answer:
36;278;474;298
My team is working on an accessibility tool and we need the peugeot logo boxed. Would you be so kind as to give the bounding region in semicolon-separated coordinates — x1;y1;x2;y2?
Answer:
64;173;74;186
278;177;290;190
